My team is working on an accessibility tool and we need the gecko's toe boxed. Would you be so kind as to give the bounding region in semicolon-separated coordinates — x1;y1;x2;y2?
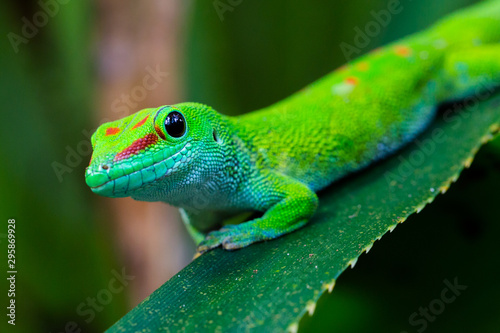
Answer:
221;233;256;250
192;251;203;259
198;227;262;251
221;240;245;250
196;241;220;253
197;231;225;252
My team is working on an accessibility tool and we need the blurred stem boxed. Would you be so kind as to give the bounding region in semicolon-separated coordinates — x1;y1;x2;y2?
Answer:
96;0;192;306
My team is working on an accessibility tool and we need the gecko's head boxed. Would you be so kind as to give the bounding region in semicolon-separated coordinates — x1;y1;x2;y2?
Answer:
85;103;225;200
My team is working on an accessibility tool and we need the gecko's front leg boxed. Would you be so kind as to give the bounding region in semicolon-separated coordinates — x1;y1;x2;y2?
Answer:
180;208;239;246
197;172;319;252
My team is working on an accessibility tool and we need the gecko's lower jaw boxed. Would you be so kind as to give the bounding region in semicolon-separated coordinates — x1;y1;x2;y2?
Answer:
86;164;167;198
89;182;122;197
87;161;182;198
85;170;126;198
85;142;194;197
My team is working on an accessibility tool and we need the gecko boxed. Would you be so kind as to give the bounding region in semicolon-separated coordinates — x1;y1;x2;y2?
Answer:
86;0;500;253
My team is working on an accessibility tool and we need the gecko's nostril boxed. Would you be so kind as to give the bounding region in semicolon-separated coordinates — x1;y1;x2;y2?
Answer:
102;164;109;170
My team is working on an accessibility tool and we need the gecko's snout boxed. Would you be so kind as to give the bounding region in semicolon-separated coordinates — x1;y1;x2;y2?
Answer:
85;164;111;189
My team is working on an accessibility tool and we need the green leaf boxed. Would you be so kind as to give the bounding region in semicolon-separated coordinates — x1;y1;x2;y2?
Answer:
108;95;500;332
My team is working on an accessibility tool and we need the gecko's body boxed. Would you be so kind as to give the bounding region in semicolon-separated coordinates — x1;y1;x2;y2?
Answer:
86;0;500;252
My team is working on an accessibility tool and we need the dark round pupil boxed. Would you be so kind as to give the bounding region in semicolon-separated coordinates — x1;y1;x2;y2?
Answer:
164;111;186;138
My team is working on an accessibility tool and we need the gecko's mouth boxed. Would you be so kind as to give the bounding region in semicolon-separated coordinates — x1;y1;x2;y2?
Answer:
85;142;193;197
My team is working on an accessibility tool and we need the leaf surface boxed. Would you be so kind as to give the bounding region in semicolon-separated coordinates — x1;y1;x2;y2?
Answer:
108;96;500;332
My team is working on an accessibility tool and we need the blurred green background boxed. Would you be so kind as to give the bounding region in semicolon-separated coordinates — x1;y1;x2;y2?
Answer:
1;0;498;332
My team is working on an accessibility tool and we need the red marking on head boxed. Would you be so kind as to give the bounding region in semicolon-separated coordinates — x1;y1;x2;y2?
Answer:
155;125;166;140
395;45;411;57
132;115;149;130
106;127;121;136
345;77;359;85
114;133;158;162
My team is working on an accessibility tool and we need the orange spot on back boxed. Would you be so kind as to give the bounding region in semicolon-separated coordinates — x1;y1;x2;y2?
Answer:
345;76;359;85
395;45;411;57
132;115;149;129
357;62;369;71
105;127;121;136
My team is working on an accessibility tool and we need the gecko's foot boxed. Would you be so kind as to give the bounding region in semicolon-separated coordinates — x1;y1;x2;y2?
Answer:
197;225;263;252
192;251;203;260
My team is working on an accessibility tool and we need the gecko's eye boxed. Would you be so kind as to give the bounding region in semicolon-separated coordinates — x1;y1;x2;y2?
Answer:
164;111;186;138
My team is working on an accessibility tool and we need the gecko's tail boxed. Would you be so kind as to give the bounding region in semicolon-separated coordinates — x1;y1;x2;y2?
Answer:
430;0;500;46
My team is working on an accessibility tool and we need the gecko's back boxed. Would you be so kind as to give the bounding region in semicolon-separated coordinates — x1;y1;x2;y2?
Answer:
234;0;500;191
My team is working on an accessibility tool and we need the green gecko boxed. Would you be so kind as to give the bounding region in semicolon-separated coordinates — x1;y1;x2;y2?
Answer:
86;0;500;253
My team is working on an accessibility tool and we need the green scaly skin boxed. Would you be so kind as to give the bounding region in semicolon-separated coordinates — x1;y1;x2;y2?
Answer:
86;0;500;253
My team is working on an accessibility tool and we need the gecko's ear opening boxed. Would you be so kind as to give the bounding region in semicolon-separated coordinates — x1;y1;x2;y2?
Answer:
213;128;221;144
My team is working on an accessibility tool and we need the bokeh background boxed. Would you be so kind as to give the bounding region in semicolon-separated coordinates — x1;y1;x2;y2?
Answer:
1;0;499;332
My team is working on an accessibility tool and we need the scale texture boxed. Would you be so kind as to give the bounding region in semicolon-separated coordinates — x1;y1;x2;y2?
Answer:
86;0;500;252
